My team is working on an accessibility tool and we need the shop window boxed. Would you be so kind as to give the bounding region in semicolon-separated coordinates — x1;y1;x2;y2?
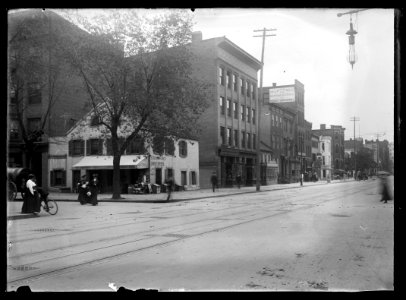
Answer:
179;140;187;157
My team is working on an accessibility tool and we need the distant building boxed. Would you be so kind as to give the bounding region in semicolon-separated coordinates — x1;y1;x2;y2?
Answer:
319;135;332;180
312;124;346;172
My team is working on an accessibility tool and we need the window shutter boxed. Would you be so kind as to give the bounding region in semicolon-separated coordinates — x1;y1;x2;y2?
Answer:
98;139;103;155
79;140;84;156
50;170;55;186
68;140;73;156
86;140;90;156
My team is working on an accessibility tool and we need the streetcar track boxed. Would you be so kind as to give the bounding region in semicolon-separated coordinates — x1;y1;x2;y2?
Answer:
8;184;373;285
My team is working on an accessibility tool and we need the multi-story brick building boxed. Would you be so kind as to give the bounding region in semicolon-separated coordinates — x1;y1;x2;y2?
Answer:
312;124;346;172
190;32;262;188
262;79;312;183
8;9;91;188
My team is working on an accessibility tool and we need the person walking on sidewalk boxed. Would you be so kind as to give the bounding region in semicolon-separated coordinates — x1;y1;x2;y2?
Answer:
165;176;174;201
379;175;392;203
211;172;218;192
88;173;100;206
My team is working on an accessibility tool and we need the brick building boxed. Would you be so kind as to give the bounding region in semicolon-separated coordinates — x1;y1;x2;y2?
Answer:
190;32;262;188
8;9;91;188
312;124;346;172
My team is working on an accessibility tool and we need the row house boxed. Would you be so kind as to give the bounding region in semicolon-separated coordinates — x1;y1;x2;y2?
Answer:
48;109;200;193
190;32;262;188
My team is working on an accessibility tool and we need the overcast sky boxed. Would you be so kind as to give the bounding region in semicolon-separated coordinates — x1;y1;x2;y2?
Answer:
49;8;395;143
191;8;395;143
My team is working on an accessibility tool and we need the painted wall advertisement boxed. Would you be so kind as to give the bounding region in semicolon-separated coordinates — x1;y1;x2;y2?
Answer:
268;86;295;103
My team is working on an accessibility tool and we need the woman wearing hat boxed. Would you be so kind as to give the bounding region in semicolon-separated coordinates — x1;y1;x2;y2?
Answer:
88;173;99;206
77;174;90;205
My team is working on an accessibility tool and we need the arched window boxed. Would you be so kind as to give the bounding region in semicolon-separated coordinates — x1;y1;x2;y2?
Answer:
179;140;187;158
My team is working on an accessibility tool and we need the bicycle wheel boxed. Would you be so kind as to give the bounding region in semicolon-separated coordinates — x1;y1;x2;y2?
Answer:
8;181;17;201
45;200;58;215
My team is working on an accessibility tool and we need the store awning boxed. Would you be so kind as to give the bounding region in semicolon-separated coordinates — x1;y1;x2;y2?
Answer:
72;155;148;170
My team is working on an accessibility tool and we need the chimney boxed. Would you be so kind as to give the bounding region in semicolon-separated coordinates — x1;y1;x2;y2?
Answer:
320;124;326;130
272;83;277;87
192;31;202;43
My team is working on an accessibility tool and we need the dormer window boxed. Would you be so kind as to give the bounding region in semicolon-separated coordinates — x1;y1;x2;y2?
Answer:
90;115;101;126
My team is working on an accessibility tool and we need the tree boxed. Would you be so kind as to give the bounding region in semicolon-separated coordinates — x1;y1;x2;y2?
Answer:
8;10;75;170
355;147;376;172
61;9;212;199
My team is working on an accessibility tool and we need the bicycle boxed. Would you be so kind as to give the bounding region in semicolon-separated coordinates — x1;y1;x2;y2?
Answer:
38;192;58;215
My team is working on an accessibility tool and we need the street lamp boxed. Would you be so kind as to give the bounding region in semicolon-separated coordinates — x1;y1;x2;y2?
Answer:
346;18;358;69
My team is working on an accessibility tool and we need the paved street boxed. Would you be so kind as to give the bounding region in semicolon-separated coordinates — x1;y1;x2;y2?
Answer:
7;178;393;292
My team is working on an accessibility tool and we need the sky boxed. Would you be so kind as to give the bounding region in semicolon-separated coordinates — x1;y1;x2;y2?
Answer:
47;8;395;143
191;8;395;143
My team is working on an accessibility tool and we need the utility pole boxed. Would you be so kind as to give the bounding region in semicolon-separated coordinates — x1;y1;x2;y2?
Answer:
253;27;276;192
350;116;360;174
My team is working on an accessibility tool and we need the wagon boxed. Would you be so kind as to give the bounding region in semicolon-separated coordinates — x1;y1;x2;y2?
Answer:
7;167;31;201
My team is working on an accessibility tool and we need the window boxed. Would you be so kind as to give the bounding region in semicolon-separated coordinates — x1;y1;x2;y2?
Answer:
9;119;19;139
246;106;251;123
50;169;66;186
166;168;173;180
179;140;187;157
227;71;232;89
220;126;226;145
227;128;231;145
90;115;101;126
253;134;256;150
219;96;225;115
252;108;256;124
219;66;225;85
335;144;339;154
233;74;238;91
323;156;325;165
240;78;245;94
233;102;238;119
69;139;84;156
127;137;145;154
241;105;245;121
28;83;41;104
227;99;231;117
241;131;246;148
27;117;41;133
322;143;325;151
234;129;239;147
191;171;197;185
247;80;251;97
247;133;251;149
271;114;274;126
87;138;103;155
252;83;256;98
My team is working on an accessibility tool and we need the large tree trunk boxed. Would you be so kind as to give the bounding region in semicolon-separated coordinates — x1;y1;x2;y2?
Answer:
112;154;122;199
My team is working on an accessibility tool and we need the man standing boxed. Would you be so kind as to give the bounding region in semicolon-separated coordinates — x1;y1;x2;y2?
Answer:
211;172;218;192
165;176;174;201
88;173;99;206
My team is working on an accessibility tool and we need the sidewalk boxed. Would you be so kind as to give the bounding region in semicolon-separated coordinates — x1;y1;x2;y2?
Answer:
8;178;355;220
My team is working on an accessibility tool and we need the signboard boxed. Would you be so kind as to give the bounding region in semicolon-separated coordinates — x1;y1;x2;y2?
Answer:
269;86;295;103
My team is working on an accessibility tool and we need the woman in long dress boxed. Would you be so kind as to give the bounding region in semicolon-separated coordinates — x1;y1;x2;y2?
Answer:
21;174;40;214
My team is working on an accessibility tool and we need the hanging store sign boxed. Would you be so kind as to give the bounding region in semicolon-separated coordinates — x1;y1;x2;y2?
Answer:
268;87;295;103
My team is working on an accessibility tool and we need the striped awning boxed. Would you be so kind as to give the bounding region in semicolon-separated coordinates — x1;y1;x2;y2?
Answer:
72;155;148;170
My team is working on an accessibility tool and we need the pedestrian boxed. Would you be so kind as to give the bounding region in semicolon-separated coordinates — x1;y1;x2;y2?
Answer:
211;172;218;192
165;176;174;201
300;173;303;186
77;174;89;205
236;173;242;189
21;174;40;215
379;176;392;203
88;173;99;206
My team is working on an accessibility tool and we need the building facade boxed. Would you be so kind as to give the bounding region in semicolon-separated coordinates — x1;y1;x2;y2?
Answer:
312;124;346;173
190;33;262;188
48;111;200;193
319;135;332;180
8;10;92;188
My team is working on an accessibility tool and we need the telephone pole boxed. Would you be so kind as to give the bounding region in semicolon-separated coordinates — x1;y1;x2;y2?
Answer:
350;116;360;173
253;27;276;191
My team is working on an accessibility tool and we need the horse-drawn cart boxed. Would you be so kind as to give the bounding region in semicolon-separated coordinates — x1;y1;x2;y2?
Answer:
7;167;31;201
